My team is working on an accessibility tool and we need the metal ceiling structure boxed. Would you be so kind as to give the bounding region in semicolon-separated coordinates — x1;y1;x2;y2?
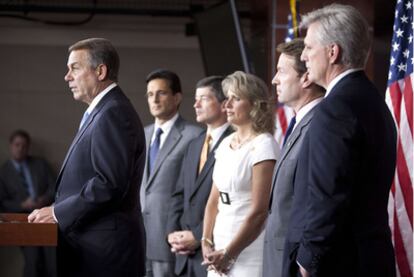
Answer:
0;0;251;17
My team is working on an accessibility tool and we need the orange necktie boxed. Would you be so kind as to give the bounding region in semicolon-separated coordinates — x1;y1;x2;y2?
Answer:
199;134;212;173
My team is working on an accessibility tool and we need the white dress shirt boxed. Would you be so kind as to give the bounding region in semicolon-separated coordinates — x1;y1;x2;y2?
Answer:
292;97;324;132
209;122;230;150
151;113;179;149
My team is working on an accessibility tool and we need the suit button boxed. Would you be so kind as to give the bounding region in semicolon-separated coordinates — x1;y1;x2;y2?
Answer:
268;210;272;214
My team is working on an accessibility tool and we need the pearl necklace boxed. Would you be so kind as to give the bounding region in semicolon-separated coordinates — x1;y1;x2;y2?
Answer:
232;133;255;149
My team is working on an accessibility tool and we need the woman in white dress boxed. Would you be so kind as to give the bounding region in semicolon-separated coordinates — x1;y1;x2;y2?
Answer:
202;71;279;277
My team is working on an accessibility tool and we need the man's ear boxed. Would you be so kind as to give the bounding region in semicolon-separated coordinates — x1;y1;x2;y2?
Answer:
328;44;341;64
220;99;227;112
96;64;108;81
301;72;313;89
174;92;183;106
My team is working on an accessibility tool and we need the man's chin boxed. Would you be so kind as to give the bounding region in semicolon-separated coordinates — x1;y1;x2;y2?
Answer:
196;115;205;123
150;112;166;119
73;94;89;104
277;97;286;104
307;73;317;83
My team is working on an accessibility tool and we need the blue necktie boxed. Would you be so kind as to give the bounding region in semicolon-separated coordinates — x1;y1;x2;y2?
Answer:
283;116;296;146
149;128;163;174
79;111;90;130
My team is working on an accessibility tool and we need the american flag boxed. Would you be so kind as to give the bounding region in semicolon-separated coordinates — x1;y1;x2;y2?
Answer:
385;1;413;276
274;0;299;145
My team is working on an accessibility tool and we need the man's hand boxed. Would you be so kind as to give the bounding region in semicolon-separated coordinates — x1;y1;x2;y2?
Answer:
168;230;199;255
299;265;310;277
27;206;56;223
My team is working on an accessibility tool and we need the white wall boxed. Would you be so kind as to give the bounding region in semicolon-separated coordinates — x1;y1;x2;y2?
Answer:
0;14;204;276
0;14;205;171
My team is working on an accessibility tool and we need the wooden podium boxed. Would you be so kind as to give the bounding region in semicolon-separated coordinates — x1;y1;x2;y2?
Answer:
0;213;57;246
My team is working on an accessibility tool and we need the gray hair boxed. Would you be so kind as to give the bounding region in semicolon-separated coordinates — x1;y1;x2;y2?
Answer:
69;38;120;82
300;3;371;68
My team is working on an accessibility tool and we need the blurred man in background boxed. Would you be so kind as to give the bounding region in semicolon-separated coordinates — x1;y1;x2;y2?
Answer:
0;129;56;277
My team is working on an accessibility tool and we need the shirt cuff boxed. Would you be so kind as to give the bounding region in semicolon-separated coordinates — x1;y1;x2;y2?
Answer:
52;205;58;223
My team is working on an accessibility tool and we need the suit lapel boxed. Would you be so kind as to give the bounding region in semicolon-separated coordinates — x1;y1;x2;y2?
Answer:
56;88;117;184
185;136;204;198
186;136;205;198
57;108;98;180
269;110;315;204
189;126;233;199
145;117;184;190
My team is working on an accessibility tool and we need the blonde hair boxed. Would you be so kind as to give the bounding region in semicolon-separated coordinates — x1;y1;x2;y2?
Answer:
222;71;274;134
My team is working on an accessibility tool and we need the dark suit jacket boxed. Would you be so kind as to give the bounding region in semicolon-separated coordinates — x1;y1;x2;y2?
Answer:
0;157;55;212
140;116;203;262
53;86;146;277
284;71;397;277
263;105;317;277
166;126;233;277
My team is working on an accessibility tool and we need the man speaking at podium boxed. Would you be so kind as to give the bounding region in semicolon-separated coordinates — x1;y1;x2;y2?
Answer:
28;38;146;277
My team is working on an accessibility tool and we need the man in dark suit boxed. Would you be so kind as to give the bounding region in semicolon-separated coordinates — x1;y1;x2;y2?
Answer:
28;38;146;277
0;129;56;277
0;130;55;213
166;76;232;277
283;4;397;277
141;69;203;277
262;38;325;277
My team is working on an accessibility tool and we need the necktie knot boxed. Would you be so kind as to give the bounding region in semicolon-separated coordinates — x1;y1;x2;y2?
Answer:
290;116;296;128
204;134;212;148
154;128;163;140
149;128;163;174
283;116;296;146
79;111;90;130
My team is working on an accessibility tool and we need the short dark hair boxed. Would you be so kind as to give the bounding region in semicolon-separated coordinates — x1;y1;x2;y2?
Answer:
196;76;225;102
69;38;120;82
146;69;182;94
276;38;307;76
9;129;31;144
